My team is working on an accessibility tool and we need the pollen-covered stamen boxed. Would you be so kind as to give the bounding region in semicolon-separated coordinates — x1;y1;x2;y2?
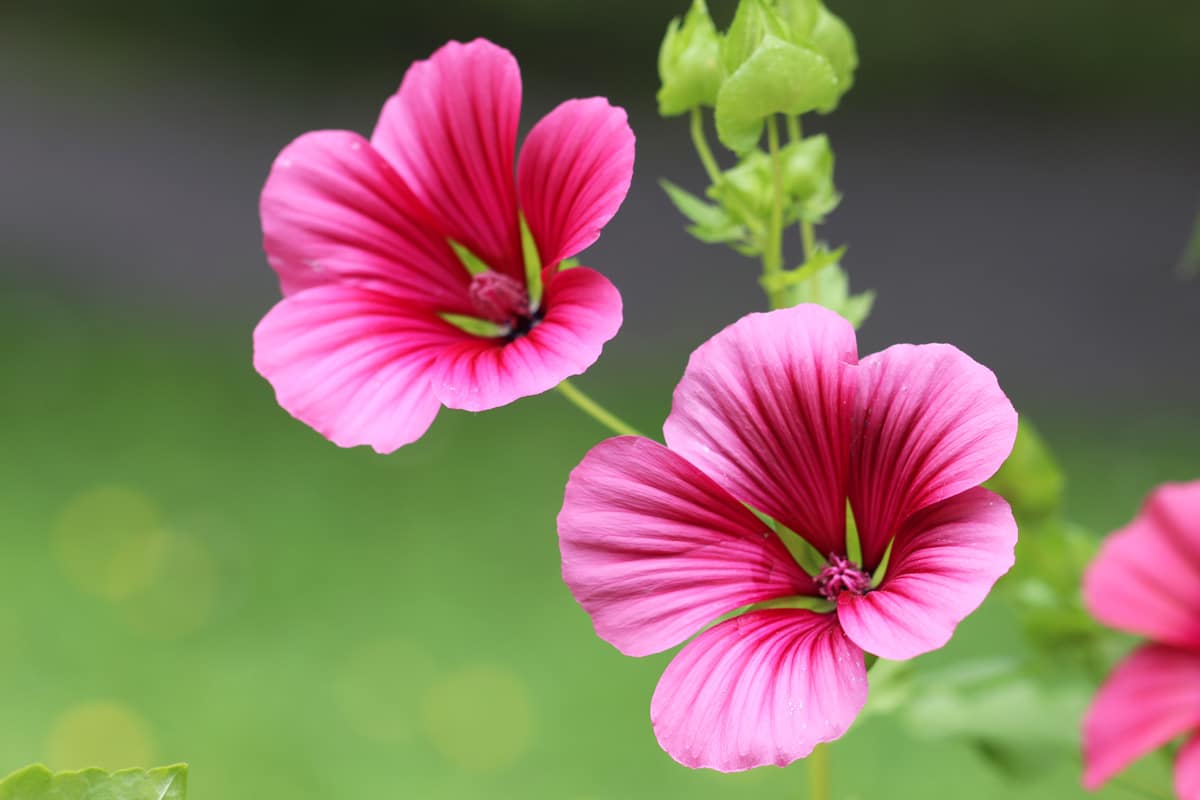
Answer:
468;271;539;335
815;553;872;601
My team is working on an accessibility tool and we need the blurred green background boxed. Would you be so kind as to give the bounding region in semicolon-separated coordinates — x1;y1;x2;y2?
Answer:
2;0;1198;797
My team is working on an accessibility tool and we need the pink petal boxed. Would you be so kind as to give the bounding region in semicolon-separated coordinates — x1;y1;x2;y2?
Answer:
1083;480;1200;650
663;305;859;558
850;343;1017;570
651;609;867;772
371;39;523;279
431;265;622;412
517;98;635;267
260;130;470;309
1176;735;1200;800
836;487;1017;660
253;284;464;454
559;437;816;657
1081;644;1200;790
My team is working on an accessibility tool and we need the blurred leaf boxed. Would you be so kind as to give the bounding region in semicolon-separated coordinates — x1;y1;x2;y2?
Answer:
987;419;1066;525
0;765;187;800
657;0;724;116
769;252;874;328
1179;212;1200;278
901;660;1090;780
715;35;838;152
781;134;840;222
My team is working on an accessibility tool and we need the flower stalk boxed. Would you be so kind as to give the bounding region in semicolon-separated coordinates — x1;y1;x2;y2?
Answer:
555;379;644;438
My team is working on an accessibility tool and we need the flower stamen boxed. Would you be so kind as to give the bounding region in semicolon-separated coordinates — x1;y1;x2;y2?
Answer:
815;553;871;601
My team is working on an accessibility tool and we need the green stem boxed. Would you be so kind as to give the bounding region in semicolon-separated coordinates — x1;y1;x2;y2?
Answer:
763;115;786;309
786;114;802;143
801;220;817;263
555;379;644;438
807;744;831;800
689;108;722;185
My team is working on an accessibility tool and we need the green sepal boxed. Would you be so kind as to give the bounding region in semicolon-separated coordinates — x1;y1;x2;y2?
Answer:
440;313;505;339
558;257;582;269
657;0;724;116
774;0;820;38
660;179;748;246
448;239;491;277
518;213;544;307
715;34;839;153
0;764;188;800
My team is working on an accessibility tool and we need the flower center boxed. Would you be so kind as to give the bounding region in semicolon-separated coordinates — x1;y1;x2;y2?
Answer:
468;271;540;338
815;554;872;601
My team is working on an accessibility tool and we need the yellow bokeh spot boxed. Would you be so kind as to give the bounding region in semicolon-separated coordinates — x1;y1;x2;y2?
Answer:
421;664;533;772
116;531;217;638
336;639;436;744
51;486;169;600
46;701;156;770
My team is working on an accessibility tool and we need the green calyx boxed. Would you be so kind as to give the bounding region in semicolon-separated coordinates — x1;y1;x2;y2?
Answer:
658;0;723;116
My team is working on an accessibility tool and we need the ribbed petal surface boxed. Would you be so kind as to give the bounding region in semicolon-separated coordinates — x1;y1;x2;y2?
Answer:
836;487;1017;659
663;305;858;558
1083;481;1200;650
850;343;1017;570
371;39;523;278
431;265;621;412
1082;644;1200;790
651;609;867;772
559;436;815;657
260;130;469;309
253;284;463;453
517;97;635;267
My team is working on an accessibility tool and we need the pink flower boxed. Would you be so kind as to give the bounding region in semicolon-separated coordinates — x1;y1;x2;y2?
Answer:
1082;480;1200;799
253;39;634;453
557;304;1018;771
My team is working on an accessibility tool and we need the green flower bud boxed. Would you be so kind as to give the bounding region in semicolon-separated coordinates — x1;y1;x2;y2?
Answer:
657;0;724;117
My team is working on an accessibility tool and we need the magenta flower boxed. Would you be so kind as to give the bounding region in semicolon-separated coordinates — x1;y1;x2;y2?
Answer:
253;39;634;453
1082;480;1200;798
558;304;1018;771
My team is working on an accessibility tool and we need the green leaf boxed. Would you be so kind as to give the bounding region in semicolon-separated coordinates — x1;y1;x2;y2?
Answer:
780;134;840;223
721;0;787;76
657;0;724;116
806;6;858;109
769;253;874;328
0;764;187;800
773;0;819;39
714;35;839;153
660;180;747;246
986;420;1065;525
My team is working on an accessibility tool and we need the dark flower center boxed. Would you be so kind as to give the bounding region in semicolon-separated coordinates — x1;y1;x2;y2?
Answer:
468;272;540;339
815;554;872;601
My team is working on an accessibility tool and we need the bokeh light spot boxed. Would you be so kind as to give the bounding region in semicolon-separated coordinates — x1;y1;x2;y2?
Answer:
51;485;169;600
116;531;217;638
421;664;533;772
336;638;436;744
46;701;156;770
